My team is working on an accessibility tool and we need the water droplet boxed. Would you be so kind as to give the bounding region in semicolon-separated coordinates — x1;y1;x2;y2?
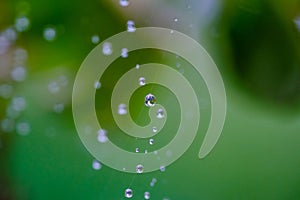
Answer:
11;66;26;82
135;64;140;69
144;191;150;199
125;188;133;198
160;165;166;172
150;178;157;187
16;122;30;136
127;20;136;32
48;81;60;94
53;103;64;113
102;42;113;55
174;17;178;22
136;164;144;173
0;84;13;99
43;27;56;41
145;94;156;107
149;138;154;145
156;109;164;119
152;127;157;133
92;159;102;170
97;129;108;143
3;27;17;41
15;16;30;32
91;35;100;44
1;118;15;133
139;77;146;86
135;147;139;153
121;48;128;58
94;81;101;89
118;103;127;115
12;96;26;111
119;0;130;7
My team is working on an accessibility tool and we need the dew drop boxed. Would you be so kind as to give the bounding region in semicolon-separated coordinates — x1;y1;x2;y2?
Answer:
102;42;113;55
174;17;178;22
11;66;26;82
149;138;154;145
135;147;139;153
43;27;56;41
136;164;144;173
121;48;128;58
145;94;156;107
135;64;140;69
125;188;133;198
15;16;30;32
152;127;157;133
119;0;130;7
92;159;102;170
139;77;146;86
97;129;108;143
16;122;30;136
160;165;166;172
144;191;150;199
94;81;101;89
127;20;136;32
156;109;164;119
91;35;100;44
118;103;127;115
53;103;64;113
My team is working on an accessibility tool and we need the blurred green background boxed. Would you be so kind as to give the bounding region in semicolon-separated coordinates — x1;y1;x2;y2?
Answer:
1;0;300;199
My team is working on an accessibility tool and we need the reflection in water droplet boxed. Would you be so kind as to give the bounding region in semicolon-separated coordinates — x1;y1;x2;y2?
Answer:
121;48;128;58
145;94;156;107
125;188;133;198
92;159;102;170
144;191;150;199
139;77;146;86
97;129;108;143
118;103;127;115
156;109;164;119
127;20;136;32
102;42;113;55
119;0;130;7
136;164;144;173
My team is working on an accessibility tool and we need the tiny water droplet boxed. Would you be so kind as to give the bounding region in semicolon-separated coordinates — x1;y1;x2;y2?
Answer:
145;94;156;107
119;0;130;7
136;164;144;173
152;127;157;133
125;188;133;198
97;129;108;143
127;20;136;32
156;109;164;119
16;122;30;136
118;103;127;115
174;17;178;22
91;35;100;44
43;27;56;41
135;147;139;153
149;138;154;145
53;103;64;113
160;165;166;172
94;81;101;89
92;159;102;170
11;66;26;82
144;191;150;199
139;77;146;86
121;48;128;58
135;64;140;69
102;42;113;55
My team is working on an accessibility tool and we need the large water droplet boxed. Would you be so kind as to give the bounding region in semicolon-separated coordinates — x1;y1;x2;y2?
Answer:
125;188;133;198
136;164;144;173
15;16;30;32
145;94;156;107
